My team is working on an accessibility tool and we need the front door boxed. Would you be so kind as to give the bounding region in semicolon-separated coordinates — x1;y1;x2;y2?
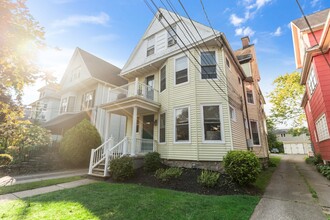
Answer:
142;115;154;152
146;75;154;100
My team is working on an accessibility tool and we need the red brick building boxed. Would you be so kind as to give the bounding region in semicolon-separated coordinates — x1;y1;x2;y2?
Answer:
291;9;330;162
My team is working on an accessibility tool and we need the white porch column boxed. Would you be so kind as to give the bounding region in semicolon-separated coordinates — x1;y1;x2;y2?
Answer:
131;106;137;156
134;77;139;95
104;112;110;141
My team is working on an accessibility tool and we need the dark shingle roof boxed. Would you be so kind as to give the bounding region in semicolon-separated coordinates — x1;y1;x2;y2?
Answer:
78;48;127;86
292;8;330;30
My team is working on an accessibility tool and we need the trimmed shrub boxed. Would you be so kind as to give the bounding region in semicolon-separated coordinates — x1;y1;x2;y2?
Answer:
144;152;162;172
155;167;182;182
313;153;323;165
305;157;314;165
197;170;220;188
316;164;330;180
59;119;101;167
0;154;13;166
224;150;261;185
109;156;134;181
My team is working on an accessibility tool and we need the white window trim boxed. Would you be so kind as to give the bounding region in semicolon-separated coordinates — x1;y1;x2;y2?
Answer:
173;55;189;87
199;50;218;80
315;113;330;142
225;57;231;69
201;104;225;144
229;105;237;122
173;106;191;144
307;65;318;97
246;86;255;105
158;112;166;144
250;120;261;147
159;64;166;93
82;90;95;110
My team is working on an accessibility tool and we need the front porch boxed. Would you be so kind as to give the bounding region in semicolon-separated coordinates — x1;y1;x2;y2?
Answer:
89;78;161;177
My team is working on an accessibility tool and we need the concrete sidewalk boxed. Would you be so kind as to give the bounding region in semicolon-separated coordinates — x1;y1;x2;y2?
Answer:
0;178;97;204
250;154;327;220
0;169;88;186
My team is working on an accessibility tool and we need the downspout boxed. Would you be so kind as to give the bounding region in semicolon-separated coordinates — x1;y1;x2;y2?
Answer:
242;82;252;150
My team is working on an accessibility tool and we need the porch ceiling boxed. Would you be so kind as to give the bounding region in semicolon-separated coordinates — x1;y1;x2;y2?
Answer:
100;96;160;116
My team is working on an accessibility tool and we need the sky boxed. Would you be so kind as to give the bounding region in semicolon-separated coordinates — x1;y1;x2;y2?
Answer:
24;0;330;119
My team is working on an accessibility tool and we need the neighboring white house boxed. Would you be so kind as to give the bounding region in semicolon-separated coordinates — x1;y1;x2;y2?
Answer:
43;48;128;143
29;83;61;123
275;129;312;155
88;8;269;176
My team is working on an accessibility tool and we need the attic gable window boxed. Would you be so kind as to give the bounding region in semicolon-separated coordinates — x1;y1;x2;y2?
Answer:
71;67;81;82
147;36;155;57
201;51;217;79
167;24;177;47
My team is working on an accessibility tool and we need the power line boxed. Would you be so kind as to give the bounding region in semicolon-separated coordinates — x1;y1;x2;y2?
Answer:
145;0;229;102
295;0;330;68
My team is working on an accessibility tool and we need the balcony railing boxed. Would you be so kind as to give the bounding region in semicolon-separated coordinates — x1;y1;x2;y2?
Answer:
107;79;159;103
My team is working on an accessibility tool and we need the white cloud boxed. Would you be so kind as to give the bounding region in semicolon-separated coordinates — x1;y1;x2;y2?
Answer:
52;12;110;28
247;0;272;10
230;14;244;26
252;38;258;44
91;34;118;42
311;0;320;7
235;26;255;37
273;27;282;36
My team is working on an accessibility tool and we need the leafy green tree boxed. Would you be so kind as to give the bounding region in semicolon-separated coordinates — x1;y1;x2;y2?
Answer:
268;72;306;134
59;119;102;167
0;0;45;127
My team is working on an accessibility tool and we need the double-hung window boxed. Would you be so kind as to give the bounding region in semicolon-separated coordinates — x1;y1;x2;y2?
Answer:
60;98;68;114
229;106;236;121
175;107;189;142
250;121;260;145
316;114;330;142
175;56;188;85
82;90;95;110
307;67;317;96
246;86;254;104
147;36;155;56
159;113;166;143
202;105;222;141
201;51;217;79
167;25;176;47
160;66;166;92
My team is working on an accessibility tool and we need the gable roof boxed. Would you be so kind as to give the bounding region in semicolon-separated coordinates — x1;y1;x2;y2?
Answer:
120;8;219;75
292;8;330;31
77;48;127;86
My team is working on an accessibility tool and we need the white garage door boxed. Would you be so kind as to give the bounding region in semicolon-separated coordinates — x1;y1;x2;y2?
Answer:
284;144;305;154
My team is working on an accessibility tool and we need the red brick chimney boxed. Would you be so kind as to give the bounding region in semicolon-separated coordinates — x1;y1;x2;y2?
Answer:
241;36;250;49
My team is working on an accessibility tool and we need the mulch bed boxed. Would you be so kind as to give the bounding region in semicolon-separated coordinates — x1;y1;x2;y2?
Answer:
108;166;261;196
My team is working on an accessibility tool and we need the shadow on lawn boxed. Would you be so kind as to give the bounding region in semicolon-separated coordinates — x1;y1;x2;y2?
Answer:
3;182;260;220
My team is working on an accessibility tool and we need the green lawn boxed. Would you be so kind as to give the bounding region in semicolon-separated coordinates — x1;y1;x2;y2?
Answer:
0;182;260;220
0;176;83;195
253;156;281;192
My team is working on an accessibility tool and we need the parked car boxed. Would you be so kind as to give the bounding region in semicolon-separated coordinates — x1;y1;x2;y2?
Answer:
270;148;279;153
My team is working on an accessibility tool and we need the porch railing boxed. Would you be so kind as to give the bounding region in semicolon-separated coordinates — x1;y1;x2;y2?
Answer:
89;136;158;177
107;79;159;103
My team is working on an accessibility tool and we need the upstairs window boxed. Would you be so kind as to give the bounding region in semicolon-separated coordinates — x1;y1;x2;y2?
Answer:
147;36;155;56
307;67;317;96
160;66;166;92
71;67;81;82
175;56;188;85
246;86;254;104
229;106;236;122
167;25;176;47
60;96;75;113
226;57;230;69
60;98;68;114
82;90;95;110
201;51;217;79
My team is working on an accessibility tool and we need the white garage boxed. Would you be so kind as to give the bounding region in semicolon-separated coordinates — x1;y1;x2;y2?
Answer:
284;143;307;154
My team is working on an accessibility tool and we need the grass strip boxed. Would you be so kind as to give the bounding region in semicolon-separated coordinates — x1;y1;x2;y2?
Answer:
0;182;260;220
0;176;83;195
253;156;281;192
295;165;318;199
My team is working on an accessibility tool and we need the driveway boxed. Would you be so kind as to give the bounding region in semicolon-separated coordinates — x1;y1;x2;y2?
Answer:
250;154;329;220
